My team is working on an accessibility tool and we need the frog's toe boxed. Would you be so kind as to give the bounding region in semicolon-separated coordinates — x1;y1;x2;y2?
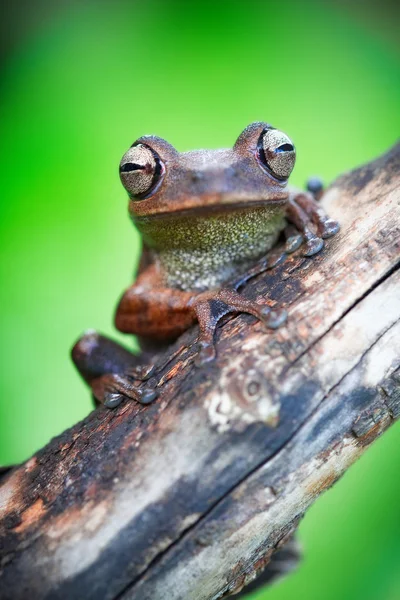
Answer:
285;233;303;254
135;387;158;405
250;305;287;330
103;385;158;408
303;236;324;257
284;225;303;254
92;372;158;409
266;308;288;329
104;392;124;409
320;219;340;239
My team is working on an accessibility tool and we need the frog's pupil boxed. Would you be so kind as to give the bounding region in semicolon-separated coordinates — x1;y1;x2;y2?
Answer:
120;163;145;173
276;143;293;153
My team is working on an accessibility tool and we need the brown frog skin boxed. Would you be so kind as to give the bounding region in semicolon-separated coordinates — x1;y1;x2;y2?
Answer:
72;122;339;408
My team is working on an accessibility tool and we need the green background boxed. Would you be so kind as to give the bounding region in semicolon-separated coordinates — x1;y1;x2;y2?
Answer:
0;1;399;598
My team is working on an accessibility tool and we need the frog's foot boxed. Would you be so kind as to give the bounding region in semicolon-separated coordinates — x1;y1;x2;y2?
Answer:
296;191;340;239
286;191;340;257
71;331;157;409
192;289;287;366
92;373;158;409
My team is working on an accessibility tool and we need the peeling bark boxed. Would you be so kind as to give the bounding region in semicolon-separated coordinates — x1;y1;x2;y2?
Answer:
0;144;399;600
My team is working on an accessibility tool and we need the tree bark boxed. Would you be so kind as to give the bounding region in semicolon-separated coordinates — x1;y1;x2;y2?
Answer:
0;144;399;600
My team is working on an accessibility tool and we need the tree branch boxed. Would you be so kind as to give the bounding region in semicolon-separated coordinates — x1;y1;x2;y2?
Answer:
0;144;399;600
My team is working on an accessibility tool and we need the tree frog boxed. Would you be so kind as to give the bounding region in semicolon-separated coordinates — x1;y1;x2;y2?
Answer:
72;122;339;408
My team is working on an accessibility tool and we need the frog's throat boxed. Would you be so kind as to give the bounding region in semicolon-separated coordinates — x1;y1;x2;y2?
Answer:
136;204;287;292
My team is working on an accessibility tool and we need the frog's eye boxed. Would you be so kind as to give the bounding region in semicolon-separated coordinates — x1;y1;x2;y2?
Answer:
119;143;162;198
258;128;296;180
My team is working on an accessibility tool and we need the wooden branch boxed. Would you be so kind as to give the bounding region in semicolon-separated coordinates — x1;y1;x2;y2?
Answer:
1;145;399;600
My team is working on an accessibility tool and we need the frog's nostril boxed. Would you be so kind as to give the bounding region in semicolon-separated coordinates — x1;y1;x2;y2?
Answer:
276;143;294;153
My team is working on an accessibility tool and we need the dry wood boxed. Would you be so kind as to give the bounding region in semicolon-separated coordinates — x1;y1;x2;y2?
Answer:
0;144;399;600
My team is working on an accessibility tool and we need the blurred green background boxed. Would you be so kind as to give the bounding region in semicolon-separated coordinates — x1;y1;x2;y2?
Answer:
0;0;399;598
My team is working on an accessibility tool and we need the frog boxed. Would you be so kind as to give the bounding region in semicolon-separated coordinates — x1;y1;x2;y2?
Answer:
72;122;339;409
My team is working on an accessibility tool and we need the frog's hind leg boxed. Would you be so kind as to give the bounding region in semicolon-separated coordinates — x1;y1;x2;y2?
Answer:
71;330;144;385
234;535;301;597
71;331;157;409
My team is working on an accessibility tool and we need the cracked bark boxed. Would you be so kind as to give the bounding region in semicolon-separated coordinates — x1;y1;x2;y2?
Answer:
0;144;399;600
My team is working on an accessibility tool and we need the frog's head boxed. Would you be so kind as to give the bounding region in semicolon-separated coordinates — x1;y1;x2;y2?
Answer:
119;122;296;220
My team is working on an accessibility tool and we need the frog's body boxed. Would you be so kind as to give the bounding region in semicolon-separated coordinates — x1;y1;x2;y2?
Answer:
72;122;339;407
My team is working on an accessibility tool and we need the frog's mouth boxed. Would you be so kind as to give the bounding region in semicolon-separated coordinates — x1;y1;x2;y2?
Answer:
163;198;288;219
132;192;288;221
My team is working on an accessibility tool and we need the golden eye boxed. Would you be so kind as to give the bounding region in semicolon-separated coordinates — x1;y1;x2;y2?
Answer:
259;128;296;180
119;143;160;198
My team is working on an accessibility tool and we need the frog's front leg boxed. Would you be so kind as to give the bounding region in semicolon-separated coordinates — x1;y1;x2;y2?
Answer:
192;289;287;365
286;188;339;257
118;284;287;371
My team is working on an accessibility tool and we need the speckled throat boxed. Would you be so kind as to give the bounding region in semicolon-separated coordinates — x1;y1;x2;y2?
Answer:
134;204;286;291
